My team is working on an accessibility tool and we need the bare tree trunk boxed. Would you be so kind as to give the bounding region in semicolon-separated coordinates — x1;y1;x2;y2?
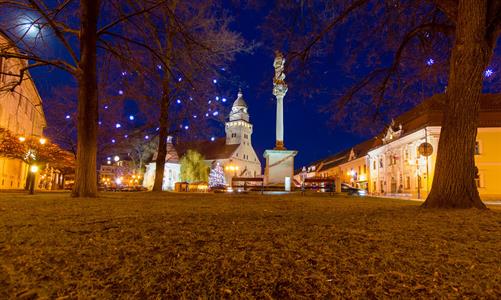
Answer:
152;10;175;192
72;0;99;197
152;89;169;191
423;0;491;209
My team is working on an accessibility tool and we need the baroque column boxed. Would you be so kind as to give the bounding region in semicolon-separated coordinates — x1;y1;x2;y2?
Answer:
273;51;287;150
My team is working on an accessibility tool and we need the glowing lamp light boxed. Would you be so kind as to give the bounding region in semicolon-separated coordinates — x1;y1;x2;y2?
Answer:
111;139;116;143
213;79;217;84
115;178;122;185
65;115;70;119
210;137;215;141
115;123;121;128
118;90;124;95
193;115;197;119
114;155;120;162
129;115;135;121
19;136;26;142
30;165;39;173
39;138;46;145
184;125;189;130
205;113;209;117
485;69;494;78
145;135;149;140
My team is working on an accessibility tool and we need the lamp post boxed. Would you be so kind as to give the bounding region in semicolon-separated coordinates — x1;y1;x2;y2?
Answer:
19;136;47;194
29;165;39;194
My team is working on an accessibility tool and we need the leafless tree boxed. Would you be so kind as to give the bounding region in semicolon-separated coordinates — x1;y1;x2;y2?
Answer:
262;0;501;208
0;0;168;197
114;0;249;191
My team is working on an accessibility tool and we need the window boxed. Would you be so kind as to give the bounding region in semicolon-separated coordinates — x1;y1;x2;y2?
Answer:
475;141;481;155
373;160;376;170
358;166;361;175
363;164;367;174
405;176;410;189
244;134;248;139
379;158;383;168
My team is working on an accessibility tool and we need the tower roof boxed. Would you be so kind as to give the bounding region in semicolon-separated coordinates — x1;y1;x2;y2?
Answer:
232;89;247;108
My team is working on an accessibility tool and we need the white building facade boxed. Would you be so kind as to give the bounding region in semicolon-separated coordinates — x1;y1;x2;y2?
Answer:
143;90;262;190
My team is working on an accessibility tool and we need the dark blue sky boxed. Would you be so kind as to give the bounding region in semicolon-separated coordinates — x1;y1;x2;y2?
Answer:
226;5;367;169
28;2;499;170
29;3;367;170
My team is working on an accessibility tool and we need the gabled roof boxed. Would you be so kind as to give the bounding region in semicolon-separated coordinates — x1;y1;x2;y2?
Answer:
392;93;501;135
305;93;501;174
175;138;239;160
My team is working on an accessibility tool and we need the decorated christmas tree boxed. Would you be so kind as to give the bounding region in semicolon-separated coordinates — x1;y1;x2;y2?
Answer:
208;162;226;188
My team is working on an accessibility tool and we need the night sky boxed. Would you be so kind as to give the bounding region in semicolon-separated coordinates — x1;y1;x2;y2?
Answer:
226;5;368;169
27;2;499;170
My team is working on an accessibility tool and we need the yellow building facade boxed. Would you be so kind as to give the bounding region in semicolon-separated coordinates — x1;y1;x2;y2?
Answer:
301;94;501;200
0;33;46;189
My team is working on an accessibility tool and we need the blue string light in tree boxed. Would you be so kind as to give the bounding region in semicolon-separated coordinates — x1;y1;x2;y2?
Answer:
213;79;217;84
65;115;70;119
118;90;124;95
129;115;135;121
485;68;494;78
176;99;181;104
426;58;434;66
222;98;227;103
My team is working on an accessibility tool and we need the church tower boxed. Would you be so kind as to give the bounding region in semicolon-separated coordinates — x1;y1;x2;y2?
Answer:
225;89;253;145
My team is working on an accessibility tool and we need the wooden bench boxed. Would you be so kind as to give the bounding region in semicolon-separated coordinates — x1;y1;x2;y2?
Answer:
231;177;264;194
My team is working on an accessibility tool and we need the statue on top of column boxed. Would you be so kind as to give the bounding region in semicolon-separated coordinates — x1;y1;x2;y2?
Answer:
273;50;288;96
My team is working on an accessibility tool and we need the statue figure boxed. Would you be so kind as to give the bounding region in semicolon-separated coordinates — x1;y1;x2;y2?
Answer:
273;50;286;84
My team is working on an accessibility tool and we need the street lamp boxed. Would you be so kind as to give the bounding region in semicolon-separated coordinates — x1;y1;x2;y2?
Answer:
29;165;38;194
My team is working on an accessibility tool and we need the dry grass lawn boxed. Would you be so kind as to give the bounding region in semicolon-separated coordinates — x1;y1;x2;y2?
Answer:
0;191;500;299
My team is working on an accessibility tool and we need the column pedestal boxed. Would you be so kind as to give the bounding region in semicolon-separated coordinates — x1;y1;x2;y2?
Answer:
263;149;297;186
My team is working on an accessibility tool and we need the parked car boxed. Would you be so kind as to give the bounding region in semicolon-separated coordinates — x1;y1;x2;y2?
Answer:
341;183;367;196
